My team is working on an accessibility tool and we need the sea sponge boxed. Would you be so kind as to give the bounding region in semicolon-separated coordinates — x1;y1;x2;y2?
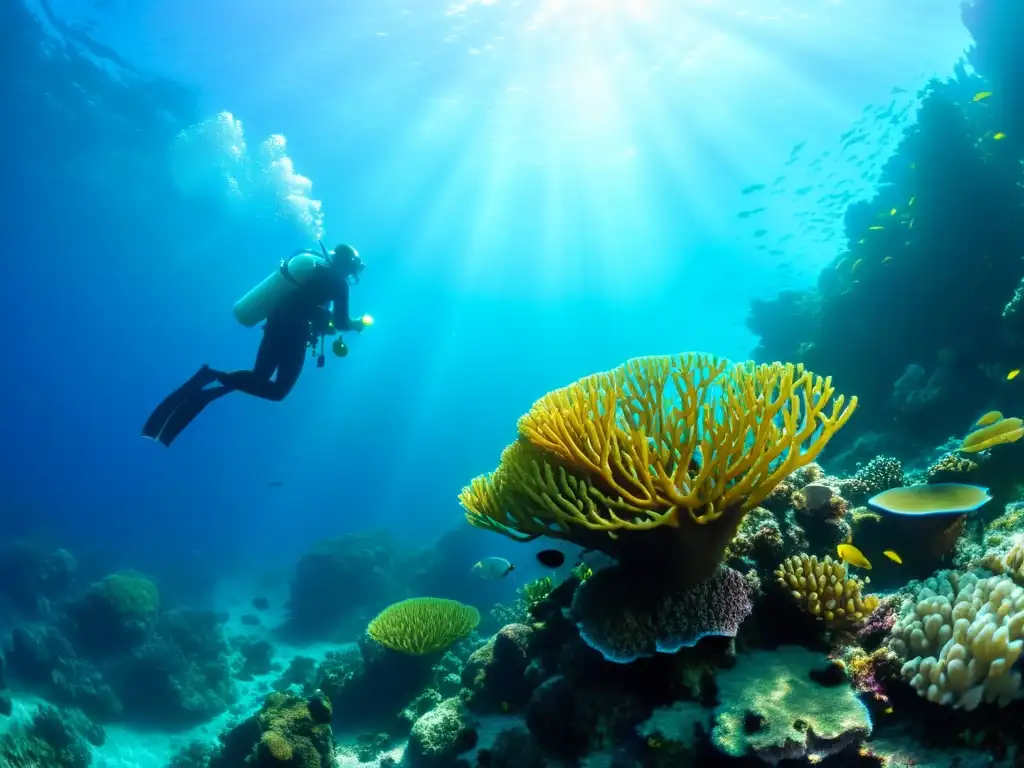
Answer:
889;570;1024;709
367;598;480;656
460;353;856;587
711;646;872;763
570;565;754;663
774;554;878;629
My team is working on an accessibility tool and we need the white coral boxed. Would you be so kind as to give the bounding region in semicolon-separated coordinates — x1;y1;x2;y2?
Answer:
889;571;1024;710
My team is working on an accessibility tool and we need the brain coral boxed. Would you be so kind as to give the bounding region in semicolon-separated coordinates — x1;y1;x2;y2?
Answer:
889;570;1024;709
367;598;480;656
712;646;872;763
460;353;856;589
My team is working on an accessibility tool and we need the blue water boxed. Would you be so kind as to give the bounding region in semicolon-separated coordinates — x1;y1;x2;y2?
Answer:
0;0;977;762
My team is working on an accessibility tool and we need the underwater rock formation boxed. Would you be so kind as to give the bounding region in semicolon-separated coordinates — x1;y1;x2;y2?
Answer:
0;543;77;620
0;704;96;768
406;697;478;768
282;531;397;641
105;608;236;726
711;646;872;763
65;570;161;659
4;624;122;720
461;623;535;713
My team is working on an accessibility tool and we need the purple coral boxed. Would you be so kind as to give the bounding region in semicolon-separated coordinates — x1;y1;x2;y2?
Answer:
855;596;901;648
571;566;753;663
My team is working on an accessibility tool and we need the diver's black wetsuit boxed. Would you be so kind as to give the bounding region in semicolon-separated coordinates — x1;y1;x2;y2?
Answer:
143;260;359;447
219;272;354;401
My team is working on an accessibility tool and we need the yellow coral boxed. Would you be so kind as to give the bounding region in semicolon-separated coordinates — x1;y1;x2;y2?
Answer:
367;597;480;656
961;416;1024;452
260;731;294;762
461;353;856;541
774;554;878;627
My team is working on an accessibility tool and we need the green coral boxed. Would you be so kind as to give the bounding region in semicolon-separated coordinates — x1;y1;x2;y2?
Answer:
368;598;480;656
254;691;334;767
518;576;554;610
93;570;160;618
712;646;872;763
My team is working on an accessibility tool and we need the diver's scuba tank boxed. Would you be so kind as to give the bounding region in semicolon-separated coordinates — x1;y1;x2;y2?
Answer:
332;338;349;358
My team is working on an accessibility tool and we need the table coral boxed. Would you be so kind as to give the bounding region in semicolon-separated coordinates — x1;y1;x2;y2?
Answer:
367;598;480;656
889;570;1024;709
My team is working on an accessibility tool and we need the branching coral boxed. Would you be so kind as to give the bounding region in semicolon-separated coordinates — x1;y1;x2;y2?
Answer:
367;598;480;656
889;570;1024;709
460;353;856;587
774;554;878;629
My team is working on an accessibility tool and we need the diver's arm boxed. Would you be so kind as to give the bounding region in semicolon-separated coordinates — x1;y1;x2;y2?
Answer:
330;279;361;331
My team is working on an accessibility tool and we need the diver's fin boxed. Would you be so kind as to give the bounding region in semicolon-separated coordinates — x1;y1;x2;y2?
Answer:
154;385;232;447
142;365;219;441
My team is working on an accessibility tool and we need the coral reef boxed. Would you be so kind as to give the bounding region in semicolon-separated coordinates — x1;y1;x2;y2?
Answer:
460;353;856;588
889;570;1024;709
65;570;160;658
711;646;872;763
406;697;478;768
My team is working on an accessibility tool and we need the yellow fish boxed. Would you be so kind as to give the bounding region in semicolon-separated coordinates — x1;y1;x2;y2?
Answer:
889;208;897;216
881;256;893;264
976;410;1004;426
973;91;992;102
835;258;848;270
909;162;917;169
851;259;863;273
868;226;884;231
908;196;916;206
908;219;915;229
1009;369;1020;380
994;132;1006;140
883;550;902;565
837;543;871;570
883;707;894;715
857;238;866;245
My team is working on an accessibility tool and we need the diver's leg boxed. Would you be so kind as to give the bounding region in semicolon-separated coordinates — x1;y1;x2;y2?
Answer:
142;365;220;440
155;386;234;447
219;334;307;401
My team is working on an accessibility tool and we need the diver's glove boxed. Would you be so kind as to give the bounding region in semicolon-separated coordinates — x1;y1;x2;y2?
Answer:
350;314;374;332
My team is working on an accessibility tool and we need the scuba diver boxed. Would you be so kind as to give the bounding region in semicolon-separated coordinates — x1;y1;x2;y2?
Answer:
143;242;370;447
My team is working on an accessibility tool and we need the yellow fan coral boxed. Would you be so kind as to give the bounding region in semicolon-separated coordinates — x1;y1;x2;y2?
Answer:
367;598;480;656
775;554;878;628
460;353;856;586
